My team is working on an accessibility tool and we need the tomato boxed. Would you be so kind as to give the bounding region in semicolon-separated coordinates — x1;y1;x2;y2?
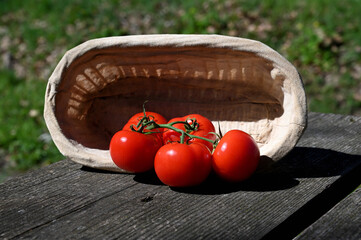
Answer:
109;130;162;173
162;114;216;151
154;142;212;187
212;130;260;182
123;111;167;144
123;112;167;131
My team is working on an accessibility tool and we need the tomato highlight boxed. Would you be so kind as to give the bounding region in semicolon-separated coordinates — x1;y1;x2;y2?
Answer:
154;142;212;187
109;130;162;173
162;114;216;151
212;130;260;182
122;111;167;145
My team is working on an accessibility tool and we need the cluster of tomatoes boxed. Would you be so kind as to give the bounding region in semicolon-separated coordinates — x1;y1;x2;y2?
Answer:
109;111;260;188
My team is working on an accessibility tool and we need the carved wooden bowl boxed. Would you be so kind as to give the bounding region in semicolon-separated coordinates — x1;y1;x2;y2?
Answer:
44;35;307;172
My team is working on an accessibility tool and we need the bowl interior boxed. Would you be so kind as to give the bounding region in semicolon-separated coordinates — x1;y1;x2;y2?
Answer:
55;46;286;150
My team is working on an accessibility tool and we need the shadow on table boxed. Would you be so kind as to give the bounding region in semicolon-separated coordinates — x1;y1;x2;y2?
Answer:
80;147;361;194
275;146;361;178
134;147;361;194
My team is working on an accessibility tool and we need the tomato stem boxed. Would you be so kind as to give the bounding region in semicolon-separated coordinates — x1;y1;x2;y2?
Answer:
144;121;215;145
142;100;149;117
131;109;217;145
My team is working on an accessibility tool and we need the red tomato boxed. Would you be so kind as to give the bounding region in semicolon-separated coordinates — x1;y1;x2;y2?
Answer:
123;112;167;131
109;130;162;173
154;142;212;187
162;114;216;151
212;130;260;182
123;111;167;144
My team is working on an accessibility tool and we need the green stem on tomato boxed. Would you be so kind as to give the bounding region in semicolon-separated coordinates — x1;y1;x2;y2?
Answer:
144;121;188;144
143;120;215;145
142;100;149;117
131;101;215;144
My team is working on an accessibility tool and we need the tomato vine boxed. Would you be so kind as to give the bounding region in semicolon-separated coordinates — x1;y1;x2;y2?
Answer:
127;108;215;146
110;103;261;186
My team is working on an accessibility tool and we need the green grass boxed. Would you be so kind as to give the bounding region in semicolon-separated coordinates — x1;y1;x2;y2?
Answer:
1;0;361;181
0;70;63;181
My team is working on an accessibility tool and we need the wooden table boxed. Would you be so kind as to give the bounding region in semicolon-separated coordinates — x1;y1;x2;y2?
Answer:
1;112;360;239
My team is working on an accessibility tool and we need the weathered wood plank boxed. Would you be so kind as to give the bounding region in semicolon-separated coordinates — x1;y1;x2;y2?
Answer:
296;185;361;240
0;160;137;239
0;112;360;239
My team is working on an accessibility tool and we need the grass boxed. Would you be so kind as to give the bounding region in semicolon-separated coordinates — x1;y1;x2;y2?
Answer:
0;70;63;181
1;0;361;181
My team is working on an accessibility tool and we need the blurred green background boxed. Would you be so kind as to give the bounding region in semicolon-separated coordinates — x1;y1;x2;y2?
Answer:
1;0;361;182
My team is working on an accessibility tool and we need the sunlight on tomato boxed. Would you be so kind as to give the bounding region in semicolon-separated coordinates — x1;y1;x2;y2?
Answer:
154;142;212;187
122;111;167;145
109;130;162;173
162;114;216;151
212;130;260;182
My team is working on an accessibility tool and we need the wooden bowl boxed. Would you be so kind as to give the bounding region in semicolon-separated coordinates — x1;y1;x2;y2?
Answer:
44;35;307;172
